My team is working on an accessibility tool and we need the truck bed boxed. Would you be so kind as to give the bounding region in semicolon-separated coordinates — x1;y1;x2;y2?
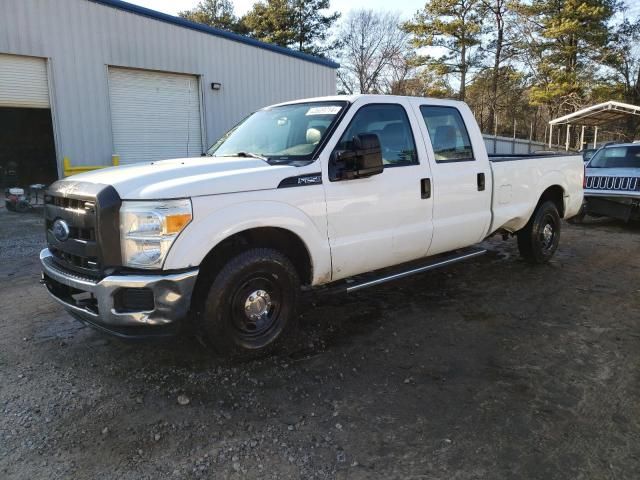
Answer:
488;153;576;162
488;153;583;234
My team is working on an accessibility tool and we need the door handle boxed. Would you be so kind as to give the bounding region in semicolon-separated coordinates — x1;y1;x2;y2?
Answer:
420;178;431;199
477;173;486;191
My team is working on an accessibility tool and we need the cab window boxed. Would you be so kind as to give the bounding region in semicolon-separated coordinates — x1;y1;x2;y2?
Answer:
335;104;418;166
420;106;474;162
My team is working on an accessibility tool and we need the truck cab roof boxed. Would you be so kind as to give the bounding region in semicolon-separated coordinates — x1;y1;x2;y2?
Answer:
270;94;467;109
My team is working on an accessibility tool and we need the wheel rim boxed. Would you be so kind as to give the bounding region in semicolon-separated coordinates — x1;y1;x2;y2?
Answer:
539;214;557;251
230;274;282;341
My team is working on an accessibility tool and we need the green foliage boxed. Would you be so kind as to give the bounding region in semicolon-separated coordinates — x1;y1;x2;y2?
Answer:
403;0;484;100
514;0;617;107
242;0;340;55
178;0;245;33
241;0;293;47
396;69;455;98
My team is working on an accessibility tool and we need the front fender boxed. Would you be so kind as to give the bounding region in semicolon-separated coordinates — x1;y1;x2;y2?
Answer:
163;197;332;285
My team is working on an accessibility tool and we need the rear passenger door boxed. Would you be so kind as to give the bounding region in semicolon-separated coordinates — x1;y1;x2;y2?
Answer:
412;101;492;255
321;98;434;281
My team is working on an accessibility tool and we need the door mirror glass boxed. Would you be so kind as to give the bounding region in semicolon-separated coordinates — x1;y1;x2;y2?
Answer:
330;133;383;181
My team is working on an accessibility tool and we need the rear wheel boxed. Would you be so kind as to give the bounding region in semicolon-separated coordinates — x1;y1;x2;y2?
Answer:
197;248;300;357
517;200;561;264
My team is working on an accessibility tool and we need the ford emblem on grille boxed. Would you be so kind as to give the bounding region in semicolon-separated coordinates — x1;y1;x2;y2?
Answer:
52;219;70;242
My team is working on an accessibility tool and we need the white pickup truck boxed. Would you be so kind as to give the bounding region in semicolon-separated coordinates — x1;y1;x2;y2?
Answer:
40;95;584;356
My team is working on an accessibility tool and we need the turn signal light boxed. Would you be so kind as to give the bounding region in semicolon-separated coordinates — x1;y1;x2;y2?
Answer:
166;213;192;234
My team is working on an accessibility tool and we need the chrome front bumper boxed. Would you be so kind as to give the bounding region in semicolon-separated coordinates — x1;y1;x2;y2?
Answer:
40;249;198;334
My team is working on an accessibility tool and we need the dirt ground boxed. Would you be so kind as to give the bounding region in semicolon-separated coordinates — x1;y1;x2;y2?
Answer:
1;205;639;479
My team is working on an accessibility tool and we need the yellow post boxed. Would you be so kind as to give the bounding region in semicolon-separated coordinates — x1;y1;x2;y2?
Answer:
62;155;119;177
63;156;72;177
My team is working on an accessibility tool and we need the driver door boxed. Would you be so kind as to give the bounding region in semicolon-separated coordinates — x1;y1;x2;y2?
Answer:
320;98;434;281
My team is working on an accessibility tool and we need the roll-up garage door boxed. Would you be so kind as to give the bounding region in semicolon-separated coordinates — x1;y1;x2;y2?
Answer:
0;54;50;108
108;68;203;164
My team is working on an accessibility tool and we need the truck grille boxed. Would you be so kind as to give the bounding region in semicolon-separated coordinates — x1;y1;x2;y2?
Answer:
47;196;94;211
44;181;122;278
585;176;640;192
45;193;100;277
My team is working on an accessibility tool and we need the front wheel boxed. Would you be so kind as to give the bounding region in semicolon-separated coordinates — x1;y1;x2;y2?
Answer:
197;248;300;357
517;201;561;264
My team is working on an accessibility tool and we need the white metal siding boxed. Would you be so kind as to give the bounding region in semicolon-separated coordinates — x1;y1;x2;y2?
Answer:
0;54;50;108
108;68;202;164
0;0;337;169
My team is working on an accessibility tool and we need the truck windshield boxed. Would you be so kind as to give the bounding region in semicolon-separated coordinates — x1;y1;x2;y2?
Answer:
207;101;347;162
589;145;640;168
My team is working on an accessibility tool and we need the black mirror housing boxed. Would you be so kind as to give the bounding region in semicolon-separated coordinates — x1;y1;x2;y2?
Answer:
330;133;383;181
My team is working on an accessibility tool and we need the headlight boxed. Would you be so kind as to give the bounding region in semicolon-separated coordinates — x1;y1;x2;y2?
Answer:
119;199;192;269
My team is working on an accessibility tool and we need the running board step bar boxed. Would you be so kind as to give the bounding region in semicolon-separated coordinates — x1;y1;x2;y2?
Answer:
320;247;487;294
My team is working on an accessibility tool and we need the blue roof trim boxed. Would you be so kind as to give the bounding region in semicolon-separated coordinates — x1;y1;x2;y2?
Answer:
89;0;340;69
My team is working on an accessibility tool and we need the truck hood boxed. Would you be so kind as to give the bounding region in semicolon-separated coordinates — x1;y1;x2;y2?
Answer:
60;157;299;199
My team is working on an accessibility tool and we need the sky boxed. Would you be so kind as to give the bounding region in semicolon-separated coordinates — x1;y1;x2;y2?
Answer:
126;0;640;32
125;0;427;19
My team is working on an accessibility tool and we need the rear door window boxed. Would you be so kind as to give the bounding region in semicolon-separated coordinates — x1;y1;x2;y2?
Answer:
420;106;474;162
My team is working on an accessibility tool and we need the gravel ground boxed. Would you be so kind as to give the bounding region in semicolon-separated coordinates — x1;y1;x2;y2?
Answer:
1;205;639;479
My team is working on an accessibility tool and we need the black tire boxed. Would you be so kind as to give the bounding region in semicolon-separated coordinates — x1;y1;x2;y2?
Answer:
517;200;561;264
197;248;300;357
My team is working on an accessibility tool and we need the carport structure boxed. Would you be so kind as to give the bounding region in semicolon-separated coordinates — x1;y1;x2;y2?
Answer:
549;100;640;150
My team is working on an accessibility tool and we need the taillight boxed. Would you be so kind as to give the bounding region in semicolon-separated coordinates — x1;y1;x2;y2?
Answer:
583;164;586;189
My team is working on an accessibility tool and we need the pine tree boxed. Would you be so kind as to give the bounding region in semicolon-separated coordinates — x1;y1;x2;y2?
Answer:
514;0;616;109
241;0;294;48
403;0;484;101
179;0;245;33
242;0;340;55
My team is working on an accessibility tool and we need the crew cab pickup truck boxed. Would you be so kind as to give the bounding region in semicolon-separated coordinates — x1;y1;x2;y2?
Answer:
40;95;584;356
583;143;640;221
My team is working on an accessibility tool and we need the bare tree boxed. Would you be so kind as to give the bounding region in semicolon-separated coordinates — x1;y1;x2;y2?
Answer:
335;10;409;94
482;0;508;133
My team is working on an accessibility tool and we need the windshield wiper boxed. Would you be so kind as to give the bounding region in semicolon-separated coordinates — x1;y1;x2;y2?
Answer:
235;151;269;161
212;152;299;165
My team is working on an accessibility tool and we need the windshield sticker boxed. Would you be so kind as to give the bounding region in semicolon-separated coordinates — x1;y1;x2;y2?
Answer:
306;106;341;116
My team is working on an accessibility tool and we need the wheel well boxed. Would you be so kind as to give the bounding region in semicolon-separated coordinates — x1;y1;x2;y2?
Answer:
194;227;313;298
538;185;565;217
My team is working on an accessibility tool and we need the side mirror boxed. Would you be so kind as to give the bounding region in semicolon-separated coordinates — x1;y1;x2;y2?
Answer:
330;133;383;181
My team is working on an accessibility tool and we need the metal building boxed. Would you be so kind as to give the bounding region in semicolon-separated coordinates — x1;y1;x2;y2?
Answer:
0;0;338;186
